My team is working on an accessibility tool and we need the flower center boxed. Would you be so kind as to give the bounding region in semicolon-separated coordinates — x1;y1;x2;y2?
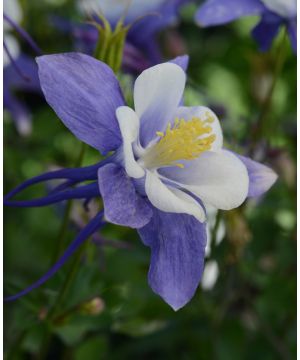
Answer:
140;112;216;169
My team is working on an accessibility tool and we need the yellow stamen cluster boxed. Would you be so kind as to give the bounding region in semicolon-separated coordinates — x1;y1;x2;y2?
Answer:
141;112;216;169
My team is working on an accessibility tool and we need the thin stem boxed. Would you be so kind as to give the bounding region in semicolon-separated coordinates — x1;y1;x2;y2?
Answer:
39;212;105;359
37;333;50;360
37;247;84;359
48;242;88;320
74;142;87;171
4;13;42;54
51;142;86;263
6;330;27;360
252;307;292;360
250;30;288;152
39;142;86;358
51;200;73;264
3;41;30;82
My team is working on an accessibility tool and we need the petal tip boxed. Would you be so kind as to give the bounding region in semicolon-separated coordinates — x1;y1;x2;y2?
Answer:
169;54;189;72
168;300;188;312
250;166;278;197
158;290;196;311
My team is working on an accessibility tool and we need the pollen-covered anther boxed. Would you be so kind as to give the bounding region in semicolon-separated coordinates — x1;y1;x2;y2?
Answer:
141;116;216;169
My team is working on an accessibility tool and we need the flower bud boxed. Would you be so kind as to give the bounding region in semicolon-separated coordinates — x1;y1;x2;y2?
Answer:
79;297;105;315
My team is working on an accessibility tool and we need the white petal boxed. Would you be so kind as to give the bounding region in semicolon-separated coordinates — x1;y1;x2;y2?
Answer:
116;106;144;179
145;171;206;222
161;150;249;210
134;63;186;147
174;106;223;150
261;0;296;18
201;260;219;291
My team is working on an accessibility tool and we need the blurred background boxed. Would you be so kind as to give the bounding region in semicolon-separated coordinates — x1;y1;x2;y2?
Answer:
4;0;296;359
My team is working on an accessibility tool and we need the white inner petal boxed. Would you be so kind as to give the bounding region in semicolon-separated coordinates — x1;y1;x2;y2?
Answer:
160;150;249;211
134;62;186;146
145;170;206;222
116;106;145;179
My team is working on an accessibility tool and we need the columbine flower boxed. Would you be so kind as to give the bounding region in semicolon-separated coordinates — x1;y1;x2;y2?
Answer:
5;53;277;310
195;0;297;52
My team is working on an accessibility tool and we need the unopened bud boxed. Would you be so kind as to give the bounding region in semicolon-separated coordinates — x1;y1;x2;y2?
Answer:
80;297;105;315
91;13;130;73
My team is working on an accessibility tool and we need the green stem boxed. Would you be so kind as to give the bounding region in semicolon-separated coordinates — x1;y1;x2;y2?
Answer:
38;244;88;359
250;30;287;151
92;14;128;73
114;28;128;73
38;242;89;359
39;142;86;359
37;331;51;360
49;242;88;320
51;142;86;263
7;330;27;360
94;15;112;62
51;200;73;264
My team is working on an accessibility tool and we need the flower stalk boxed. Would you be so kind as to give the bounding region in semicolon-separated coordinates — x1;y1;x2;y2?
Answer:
51;142;86;263
251;30;288;150
93;13;130;73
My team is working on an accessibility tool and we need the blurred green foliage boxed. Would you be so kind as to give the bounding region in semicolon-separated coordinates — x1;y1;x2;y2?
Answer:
4;1;296;359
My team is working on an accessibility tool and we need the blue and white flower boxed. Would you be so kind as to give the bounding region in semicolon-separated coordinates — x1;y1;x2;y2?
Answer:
5;53;277;310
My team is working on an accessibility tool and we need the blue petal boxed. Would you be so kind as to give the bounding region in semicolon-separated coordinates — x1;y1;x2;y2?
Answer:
131;35;163;65
128;0;179;41
98;163;153;228
169;55;189;106
195;0;265;27
5;211;105;301
237;155;278;197
252;12;282;51
138;208;207;311
170;54;189;72
128;1;186;65
122;43;152;73
37;53;125;154
4;182;100;207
